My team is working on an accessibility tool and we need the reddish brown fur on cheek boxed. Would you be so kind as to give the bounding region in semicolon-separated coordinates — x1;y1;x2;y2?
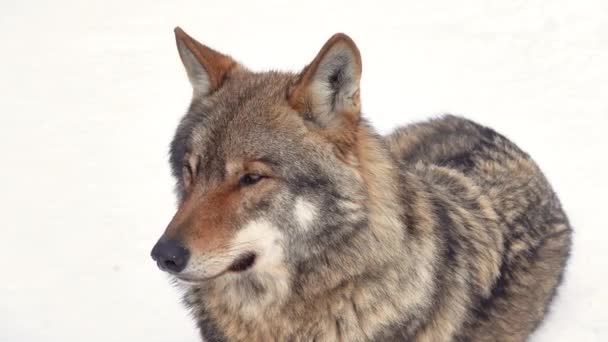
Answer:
163;181;242;254
162;160;278;255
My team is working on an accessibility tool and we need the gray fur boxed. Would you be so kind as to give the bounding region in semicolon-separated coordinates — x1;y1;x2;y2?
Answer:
153;29;571;342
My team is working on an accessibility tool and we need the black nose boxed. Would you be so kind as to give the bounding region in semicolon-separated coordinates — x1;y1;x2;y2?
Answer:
150;239;190;273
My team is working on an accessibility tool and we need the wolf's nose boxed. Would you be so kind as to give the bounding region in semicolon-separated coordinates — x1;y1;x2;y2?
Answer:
151;239;190;273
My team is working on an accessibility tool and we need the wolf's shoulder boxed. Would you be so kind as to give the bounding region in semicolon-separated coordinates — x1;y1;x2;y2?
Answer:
385;114;529;172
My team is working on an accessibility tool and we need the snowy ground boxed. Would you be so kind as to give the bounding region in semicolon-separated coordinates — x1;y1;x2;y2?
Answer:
1;0;607;341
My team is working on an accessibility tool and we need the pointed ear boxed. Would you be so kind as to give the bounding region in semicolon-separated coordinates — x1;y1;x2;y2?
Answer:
289;33;362;128
174;27;236;96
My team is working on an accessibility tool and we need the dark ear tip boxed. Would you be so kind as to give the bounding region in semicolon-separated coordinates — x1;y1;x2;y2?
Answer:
330;32;352;41
174;26;188;41
324;32;361;72
324;33;360;58
327;33;357;47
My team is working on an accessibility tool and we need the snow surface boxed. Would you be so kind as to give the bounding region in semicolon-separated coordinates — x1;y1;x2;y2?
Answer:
1;0;607;341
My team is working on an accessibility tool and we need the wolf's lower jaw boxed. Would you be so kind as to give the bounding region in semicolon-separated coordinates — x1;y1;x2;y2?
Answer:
174;253;258;286
175;277;204;286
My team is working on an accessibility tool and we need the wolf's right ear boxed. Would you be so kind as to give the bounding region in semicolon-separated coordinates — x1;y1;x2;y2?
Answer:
174;27;236;96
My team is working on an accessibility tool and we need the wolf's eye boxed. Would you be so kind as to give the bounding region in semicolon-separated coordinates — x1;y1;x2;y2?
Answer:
239;173;263;187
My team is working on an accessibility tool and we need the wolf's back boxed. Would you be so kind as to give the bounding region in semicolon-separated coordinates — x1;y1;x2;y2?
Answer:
385;115;572;340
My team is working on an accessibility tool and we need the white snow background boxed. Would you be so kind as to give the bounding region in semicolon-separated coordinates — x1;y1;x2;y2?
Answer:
1;0;607;341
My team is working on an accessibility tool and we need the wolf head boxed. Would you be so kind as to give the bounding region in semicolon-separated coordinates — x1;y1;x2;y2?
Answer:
151;28;371;292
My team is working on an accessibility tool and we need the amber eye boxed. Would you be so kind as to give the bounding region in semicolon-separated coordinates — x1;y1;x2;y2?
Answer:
239;173;263;187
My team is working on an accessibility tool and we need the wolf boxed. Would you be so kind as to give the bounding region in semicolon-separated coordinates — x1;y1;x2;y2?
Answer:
151;27;572;342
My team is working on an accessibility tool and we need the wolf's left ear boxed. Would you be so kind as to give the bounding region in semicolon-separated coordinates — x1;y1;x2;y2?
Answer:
174;27;236;96
289;33;362;128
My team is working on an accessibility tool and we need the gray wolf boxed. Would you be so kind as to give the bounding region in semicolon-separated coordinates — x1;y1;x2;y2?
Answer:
151;27;572;341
